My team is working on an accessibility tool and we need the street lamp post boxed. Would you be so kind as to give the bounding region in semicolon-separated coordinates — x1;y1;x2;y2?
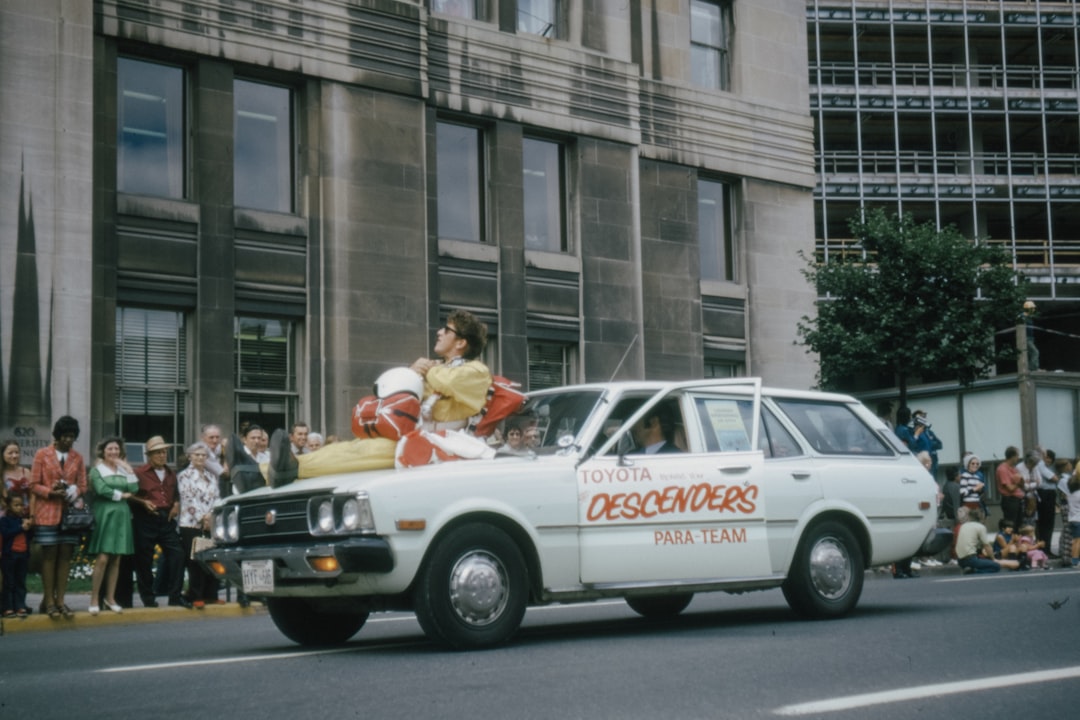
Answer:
1016;301;1037;451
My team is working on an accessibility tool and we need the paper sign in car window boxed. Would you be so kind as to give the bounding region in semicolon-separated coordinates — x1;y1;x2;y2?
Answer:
706;400;751;451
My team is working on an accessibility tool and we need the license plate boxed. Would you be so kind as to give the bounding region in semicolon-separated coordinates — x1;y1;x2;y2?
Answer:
241;559;275;593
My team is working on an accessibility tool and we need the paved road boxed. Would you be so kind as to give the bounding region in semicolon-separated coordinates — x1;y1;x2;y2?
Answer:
3;568;1078;719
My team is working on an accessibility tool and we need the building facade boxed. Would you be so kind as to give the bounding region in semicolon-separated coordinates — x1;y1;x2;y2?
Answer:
810;0;1080;375
0;0;817;458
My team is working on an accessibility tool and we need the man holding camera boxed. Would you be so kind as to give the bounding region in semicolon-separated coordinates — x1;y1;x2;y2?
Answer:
912;409;942;477
895;407;936;470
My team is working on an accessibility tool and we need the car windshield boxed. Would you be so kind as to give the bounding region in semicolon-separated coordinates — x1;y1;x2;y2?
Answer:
499;389;606;455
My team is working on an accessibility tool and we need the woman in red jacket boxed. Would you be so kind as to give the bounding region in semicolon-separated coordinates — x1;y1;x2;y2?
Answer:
30;416;87;619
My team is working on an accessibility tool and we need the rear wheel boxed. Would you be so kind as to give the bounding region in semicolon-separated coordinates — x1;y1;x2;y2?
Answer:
782;521;864;619
413;523;528;650
267;597;368;646
625;593;693;618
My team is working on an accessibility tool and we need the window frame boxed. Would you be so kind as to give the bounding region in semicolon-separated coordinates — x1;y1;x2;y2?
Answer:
527;340;578;390
436;119;488;243
115;306;189;463
518;0;561;38
690;0;733;91
233;78;295;214
233;316;300;433
116;56;187;199
522;136;569;253
430;0;478;20
698;176;736;282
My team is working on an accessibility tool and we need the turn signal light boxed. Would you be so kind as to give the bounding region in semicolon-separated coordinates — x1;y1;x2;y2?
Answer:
309;557;340;573
919;501;931;511
207;561;227;576
396;519;427;531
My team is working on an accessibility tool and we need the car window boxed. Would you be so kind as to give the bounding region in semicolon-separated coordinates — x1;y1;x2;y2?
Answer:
694;397;752;452
760;406;804;458
773;399;893;456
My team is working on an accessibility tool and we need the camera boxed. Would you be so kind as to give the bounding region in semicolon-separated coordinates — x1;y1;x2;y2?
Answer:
914;415;931;428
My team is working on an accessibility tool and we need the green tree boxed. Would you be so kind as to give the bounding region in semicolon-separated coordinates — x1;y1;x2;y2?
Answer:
798;209;1027;407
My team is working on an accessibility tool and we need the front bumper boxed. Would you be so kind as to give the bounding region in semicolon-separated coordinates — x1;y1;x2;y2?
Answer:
199;536;394;589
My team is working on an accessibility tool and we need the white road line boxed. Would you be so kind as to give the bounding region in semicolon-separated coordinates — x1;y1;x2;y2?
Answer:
97;601;627;673
96;642;422;673
934;570;1069;583
773;665;1080;715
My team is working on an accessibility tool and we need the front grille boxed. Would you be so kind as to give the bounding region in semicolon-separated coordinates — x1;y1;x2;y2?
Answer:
236;495;313;545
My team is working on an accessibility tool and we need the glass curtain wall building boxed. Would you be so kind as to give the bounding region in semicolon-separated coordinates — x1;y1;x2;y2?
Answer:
809;0;1080;372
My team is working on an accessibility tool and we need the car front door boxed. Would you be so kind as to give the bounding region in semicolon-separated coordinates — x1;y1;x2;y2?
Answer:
577;390;770;585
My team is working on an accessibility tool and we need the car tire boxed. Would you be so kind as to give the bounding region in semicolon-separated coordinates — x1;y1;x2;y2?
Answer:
413;523;528;650
625;593;693;619
267;597;369;646
782;520;864;620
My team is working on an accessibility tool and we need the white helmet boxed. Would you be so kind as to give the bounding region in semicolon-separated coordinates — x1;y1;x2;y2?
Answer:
374;367;423;399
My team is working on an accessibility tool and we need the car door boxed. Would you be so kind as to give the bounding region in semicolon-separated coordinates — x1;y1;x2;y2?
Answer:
772;397;931;563
577;388;770;585
755;400;823;573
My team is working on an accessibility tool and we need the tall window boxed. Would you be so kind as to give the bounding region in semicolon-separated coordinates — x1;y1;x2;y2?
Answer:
698;178;735;282
522;138;567;252
437;121;485;242
234;317;298;433
528;341;576;390
519;0;558;37
115;307;188;462
234;80;293;213
705;358;745;378
431;0;475;20
117;58;185;198
691;0;732;91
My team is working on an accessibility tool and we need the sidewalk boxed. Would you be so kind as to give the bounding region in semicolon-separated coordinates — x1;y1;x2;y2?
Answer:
0;592;262;635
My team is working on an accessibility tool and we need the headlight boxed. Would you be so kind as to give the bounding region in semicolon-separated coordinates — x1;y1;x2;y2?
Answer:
341;498;360;530
226;508;240;542
316;500;334;534
341;494;375;532
213;508;240;543
308;493;375;535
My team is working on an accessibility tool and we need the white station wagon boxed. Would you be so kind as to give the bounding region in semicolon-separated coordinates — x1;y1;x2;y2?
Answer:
201;379;945;649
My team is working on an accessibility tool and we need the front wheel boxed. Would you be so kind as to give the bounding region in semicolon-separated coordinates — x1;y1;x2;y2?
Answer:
782;521;864;619
267;597;369;646
413;523;528;650
625;593;693;618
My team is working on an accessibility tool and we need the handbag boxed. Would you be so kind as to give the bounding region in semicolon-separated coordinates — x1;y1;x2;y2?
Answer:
61;498;96;533
191;535;216;560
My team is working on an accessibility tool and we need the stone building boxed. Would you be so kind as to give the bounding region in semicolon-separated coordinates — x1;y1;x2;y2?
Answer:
0;0;816;456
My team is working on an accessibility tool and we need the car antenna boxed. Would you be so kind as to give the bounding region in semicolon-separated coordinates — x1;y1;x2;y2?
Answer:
608;334;639;382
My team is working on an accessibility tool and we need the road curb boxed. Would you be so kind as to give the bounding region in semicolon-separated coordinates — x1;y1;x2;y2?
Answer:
1;598;264;636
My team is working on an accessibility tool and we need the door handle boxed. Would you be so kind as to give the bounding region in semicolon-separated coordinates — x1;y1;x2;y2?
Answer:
719;465;751;474
791;471;811;480
902;477;919;484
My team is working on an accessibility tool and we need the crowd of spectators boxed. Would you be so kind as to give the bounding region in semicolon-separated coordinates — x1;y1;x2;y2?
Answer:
0;309;518;618
889;405;1080;576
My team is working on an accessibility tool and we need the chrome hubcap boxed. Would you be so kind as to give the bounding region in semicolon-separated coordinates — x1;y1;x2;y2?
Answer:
448;550;509;626
808;536;852;600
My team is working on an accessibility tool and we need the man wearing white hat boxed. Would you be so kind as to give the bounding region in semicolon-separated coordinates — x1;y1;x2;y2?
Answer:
132;436;189;609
